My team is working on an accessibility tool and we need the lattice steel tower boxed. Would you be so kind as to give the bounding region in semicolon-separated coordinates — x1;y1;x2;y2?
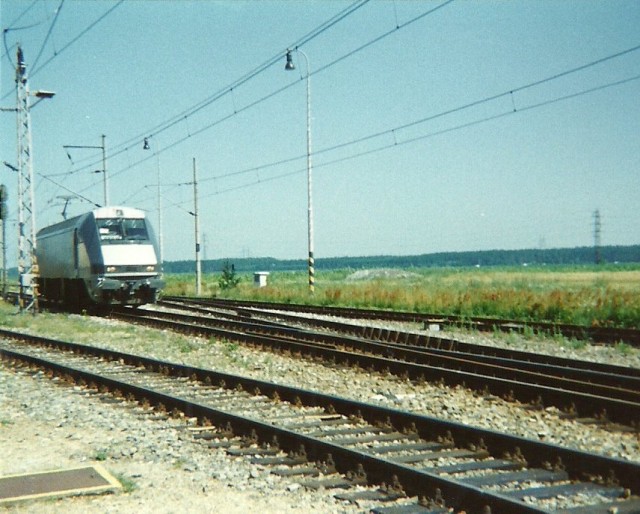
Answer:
593;209;602;265
15;45;39;312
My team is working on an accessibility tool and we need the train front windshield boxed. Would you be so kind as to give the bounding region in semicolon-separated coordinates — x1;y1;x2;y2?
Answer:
97;218;149;243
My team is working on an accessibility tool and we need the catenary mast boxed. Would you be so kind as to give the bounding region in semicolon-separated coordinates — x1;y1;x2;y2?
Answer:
15;45;39;312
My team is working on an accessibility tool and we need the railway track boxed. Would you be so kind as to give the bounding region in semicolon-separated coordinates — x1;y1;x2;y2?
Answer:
2;328;640;514
116;302;640;428
161;296;640;347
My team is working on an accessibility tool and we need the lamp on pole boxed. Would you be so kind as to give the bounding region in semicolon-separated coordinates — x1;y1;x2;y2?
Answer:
142;137;163;266
63;134;108;206
285;48;315;294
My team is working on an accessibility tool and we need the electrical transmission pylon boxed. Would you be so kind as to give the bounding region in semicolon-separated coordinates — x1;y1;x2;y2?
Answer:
593;209;602;265
15;45;41;312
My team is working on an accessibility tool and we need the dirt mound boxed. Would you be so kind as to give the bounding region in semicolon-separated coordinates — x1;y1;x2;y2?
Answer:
345;268;421;281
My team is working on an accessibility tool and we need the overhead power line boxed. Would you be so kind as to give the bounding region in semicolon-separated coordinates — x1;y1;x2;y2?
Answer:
2;0;43;68
85;22;639;191
6;0;39;29
1;1;123;100
155;47;640;190
25;2;638;212
111;0;371;154
36;171;101;208
31;0;123;78
62;0;374;174
64;0;455;187
31;0;65;72
135;70;640;212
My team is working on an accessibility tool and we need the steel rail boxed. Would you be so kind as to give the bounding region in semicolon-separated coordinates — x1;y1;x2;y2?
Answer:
117;308;640;426
151;305;640;399
163;296;639;346
0;346;543;513
2;330;640;513
159;299;640;385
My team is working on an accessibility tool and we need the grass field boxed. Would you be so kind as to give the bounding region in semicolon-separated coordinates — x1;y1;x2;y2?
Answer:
163;264;640;329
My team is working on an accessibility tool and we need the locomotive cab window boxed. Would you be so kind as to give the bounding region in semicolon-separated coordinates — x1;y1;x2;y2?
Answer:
97;218;149;243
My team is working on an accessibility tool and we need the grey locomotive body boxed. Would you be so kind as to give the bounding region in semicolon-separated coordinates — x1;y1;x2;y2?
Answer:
36;206;164;307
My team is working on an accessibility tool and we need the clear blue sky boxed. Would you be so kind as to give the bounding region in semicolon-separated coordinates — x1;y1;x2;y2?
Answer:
1;0;639;264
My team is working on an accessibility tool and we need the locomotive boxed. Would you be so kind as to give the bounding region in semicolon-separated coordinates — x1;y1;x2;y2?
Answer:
36;206;164;307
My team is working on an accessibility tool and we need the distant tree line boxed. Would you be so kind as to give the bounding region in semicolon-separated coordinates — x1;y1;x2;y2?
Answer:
163;245;640;274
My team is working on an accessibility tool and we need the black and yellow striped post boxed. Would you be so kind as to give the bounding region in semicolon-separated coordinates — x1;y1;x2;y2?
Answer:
308;251;315;294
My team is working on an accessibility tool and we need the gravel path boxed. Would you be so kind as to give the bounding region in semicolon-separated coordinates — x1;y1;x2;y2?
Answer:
1;309;639;513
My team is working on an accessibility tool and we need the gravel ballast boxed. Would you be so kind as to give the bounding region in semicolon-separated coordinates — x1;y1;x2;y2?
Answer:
0;367;361;514
1;308;639;513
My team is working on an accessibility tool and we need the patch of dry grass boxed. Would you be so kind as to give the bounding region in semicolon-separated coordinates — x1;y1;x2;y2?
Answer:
162;265;640;328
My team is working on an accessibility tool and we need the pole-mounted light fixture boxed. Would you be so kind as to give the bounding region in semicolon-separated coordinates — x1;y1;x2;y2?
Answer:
284;48;315;294
30;90;55;109
285;50;296;71
33;90;55;98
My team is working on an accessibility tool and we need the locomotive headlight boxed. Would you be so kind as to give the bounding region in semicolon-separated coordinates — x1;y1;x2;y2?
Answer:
146;265;156;272
106;266;117;273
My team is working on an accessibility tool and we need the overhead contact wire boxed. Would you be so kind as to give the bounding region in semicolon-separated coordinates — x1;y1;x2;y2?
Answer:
161;72;640;208
63;0;373;175
31;0;65;72
75;0;454;182
106;5;636;186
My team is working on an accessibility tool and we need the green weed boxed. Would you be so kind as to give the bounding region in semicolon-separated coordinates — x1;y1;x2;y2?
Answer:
565;338;587;351
503;331;520;346
115;474;137;494
178;340;196;354
614;341;633;356
223;342;239;354
172;458;188;469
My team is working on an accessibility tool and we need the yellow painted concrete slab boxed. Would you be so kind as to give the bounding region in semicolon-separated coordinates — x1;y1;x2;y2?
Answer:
0;463;121;505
